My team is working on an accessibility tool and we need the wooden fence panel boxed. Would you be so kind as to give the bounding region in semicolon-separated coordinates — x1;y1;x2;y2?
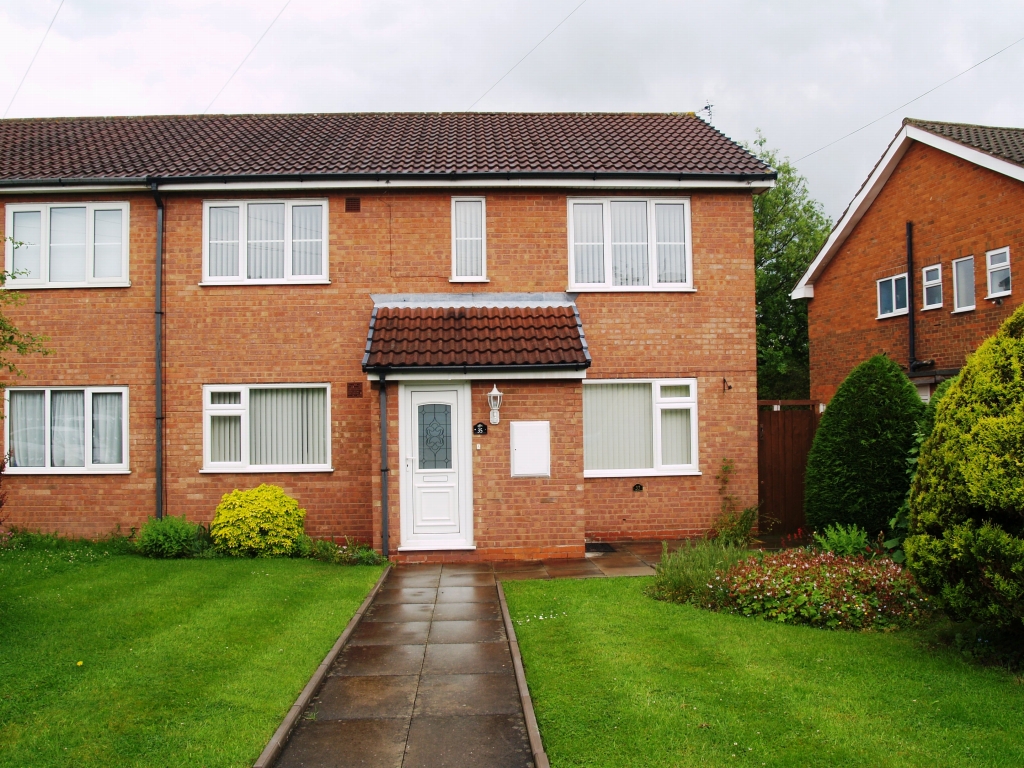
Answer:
757;404;819;534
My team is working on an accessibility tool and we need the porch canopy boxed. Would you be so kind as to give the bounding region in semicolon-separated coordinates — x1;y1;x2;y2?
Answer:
362;293;591;377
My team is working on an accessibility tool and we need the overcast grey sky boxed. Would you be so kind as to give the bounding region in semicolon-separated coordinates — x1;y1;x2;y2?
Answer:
3;1;1024;218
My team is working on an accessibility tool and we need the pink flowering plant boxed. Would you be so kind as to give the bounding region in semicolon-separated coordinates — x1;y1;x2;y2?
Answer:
705;549;929;630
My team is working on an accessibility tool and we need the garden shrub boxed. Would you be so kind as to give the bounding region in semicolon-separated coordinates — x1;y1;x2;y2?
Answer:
813;523;870;557
905;306;1024;634
210;484;306;557
711;549;929;629
804;354;925;537
648;540;752;604
710;458;759;546
308;536;385;566
136;515;208;558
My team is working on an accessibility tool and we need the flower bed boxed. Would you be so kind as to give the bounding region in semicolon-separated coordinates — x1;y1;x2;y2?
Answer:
708;549;929;630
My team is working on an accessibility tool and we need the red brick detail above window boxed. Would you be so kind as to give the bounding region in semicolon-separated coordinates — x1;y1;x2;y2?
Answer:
363;306;590;370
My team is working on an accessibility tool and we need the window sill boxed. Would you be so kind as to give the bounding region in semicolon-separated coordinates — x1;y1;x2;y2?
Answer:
876;309;909;320
921;304;943;311
200;467;334;473
9;281;131;290
449;277;489;283
584;469;702;478
951;306;976;314
198;279;331;287
985;292;1012;300
6;469;131;475
569;286;696;293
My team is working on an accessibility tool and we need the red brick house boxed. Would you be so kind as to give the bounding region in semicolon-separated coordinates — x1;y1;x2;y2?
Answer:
793;119;1024;403
0;112;772;561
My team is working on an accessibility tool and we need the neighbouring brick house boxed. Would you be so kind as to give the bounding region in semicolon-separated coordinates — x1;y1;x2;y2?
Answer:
793;118;1024;403
0;112;772;561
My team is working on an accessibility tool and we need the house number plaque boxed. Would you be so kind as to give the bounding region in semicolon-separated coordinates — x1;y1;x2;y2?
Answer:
473;422;488;435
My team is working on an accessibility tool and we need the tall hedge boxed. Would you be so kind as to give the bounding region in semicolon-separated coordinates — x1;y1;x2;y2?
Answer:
905;307;1024;633
804;354;925;536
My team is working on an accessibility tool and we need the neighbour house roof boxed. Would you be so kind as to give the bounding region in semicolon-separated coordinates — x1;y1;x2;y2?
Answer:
362;298;591;371
0;112;773;185
791;118;1024;300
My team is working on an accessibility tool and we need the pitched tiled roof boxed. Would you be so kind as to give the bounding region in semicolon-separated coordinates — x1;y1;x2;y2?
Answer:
907;118;1024;168
0;112;772;181
362;305;590;370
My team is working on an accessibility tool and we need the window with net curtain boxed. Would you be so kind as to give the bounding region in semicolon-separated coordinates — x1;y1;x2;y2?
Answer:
205;201;325;282
583;381;696;475
571;199;690;289
452;198;485;280
7;388;126;471
206;386;329;469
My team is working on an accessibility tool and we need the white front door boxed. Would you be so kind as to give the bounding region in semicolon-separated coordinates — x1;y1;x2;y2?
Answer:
400;384;473;550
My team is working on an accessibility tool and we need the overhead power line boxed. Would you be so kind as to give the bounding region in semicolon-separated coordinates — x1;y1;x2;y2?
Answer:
4;0;65;119
795;33;1024;163
468;0;589;110
204;0;293;114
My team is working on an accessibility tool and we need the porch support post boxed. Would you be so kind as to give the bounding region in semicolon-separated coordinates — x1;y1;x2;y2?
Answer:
379;372;389;558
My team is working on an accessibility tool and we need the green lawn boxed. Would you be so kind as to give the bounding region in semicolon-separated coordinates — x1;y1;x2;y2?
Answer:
0;537;384;767
503;577;1024;768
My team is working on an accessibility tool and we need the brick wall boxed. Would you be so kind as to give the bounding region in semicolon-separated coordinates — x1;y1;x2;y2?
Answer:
2;188;757;553
809;142;1024;402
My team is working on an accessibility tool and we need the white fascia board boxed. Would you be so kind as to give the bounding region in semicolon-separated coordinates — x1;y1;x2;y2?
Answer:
371;292;575;308
0;185;150;195
792;125;1024;300
366;369;586;381
156;177;775;192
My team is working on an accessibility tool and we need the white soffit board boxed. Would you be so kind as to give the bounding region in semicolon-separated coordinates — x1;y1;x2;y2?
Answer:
510;421;551;478
791;124;1024;300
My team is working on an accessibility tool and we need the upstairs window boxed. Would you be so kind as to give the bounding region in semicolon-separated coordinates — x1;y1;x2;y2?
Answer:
986;247;1011;298
5;387;129;473
4;203;130;288
568;198;692;291
953;256;975;312
202;200;328;284
877;273;908;318
922;265;942;310
451;198;486;281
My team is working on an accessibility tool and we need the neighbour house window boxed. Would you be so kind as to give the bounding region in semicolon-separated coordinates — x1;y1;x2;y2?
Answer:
953;256;976;311
876;273;908;318
922;265;942;310
568;198;692;290
451;198;486;281
582;380;698;477
986;247;1011;298
203;384;331;471
4;203;130;288
202;200;328;283
5;387;129;473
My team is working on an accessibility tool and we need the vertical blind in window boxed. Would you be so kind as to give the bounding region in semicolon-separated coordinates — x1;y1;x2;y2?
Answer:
955;258;975;309
12;211;41;280
9;391;44;467
210;416;242;463
93;210;123;279
660;409;691;465
583;383;653;470
611;201;649;287
249;388;328;466
453;201;484;278
573;203;605;284
292;205;323;276
209;206;240;277
247;203;286;279
50;207;87;283
656;204;687;284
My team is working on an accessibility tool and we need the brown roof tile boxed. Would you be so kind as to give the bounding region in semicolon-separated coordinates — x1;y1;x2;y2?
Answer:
0;112;772;181
907;118;1024;168
362;305;590;370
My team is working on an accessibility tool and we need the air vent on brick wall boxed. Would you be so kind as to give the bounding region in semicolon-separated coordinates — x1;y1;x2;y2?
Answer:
345;197;361;212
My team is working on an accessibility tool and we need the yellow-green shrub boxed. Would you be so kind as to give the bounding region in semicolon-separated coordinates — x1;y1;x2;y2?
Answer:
210;484;306;557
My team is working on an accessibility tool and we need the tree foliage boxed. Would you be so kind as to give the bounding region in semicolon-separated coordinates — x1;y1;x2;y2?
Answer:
804;354;925;536
751;134;832;399
905;306;1024;633
0;241;51;380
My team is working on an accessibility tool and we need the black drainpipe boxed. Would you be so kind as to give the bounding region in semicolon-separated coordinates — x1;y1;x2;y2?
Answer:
152;183;165;520
379;372;389;559
907;221;916;371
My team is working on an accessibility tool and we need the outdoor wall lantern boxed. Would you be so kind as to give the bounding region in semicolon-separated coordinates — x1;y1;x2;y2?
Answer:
487;385;503;425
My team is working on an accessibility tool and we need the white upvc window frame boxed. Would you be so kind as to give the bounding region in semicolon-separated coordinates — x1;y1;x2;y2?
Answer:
952;255;976;313
201;383;332;473
450;196;488;282
200;199;329;285
4;202;131;288
4;386;130;474
583;378;700;478
567;197;694;292
985;247;1011;299
921;264;943;310
876;272;909;319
